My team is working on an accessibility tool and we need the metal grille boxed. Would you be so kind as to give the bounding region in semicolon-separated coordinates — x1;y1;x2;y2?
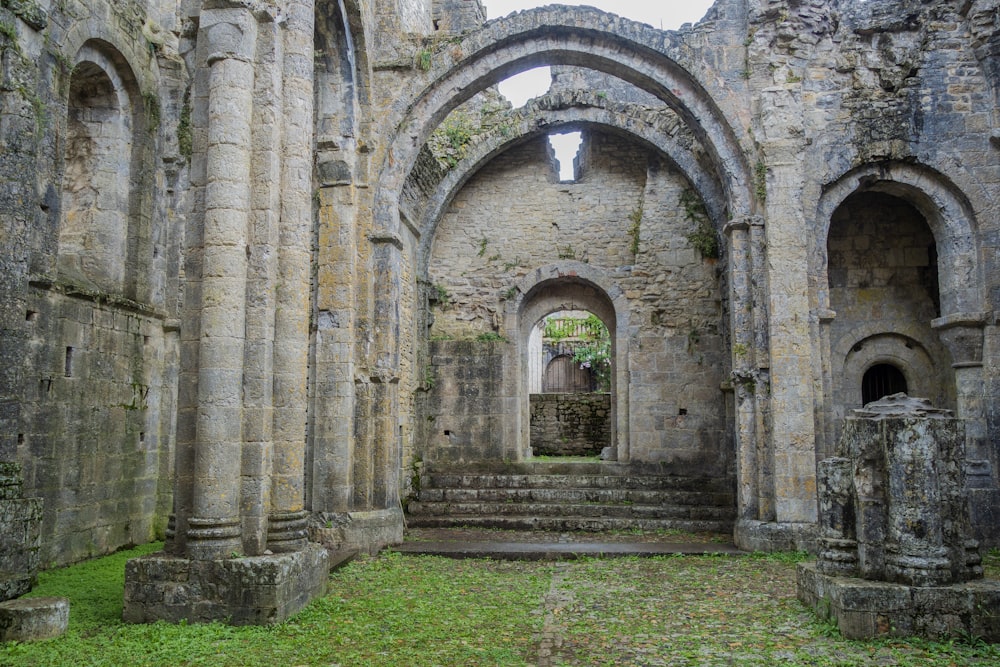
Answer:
862;364;907;406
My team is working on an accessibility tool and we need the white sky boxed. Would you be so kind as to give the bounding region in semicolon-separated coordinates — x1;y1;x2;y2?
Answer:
483;1;716;30
482;1;717;179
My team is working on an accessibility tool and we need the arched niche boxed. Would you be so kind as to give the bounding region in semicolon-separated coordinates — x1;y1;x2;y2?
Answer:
58;41;147;299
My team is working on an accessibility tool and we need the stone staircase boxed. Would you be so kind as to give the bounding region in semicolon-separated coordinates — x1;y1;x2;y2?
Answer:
406;461;736;534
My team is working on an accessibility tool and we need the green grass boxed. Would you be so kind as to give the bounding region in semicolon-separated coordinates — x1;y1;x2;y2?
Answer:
3;545;1000;666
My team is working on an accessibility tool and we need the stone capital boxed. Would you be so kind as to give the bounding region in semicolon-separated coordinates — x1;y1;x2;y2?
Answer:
201;6;261;64
931;312;987;367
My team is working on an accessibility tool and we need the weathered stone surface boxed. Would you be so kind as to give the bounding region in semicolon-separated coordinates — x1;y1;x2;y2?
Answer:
122;544;329;626
1;0;1000;626
530;393;610;457
0;596;69;642
798;563;1000;642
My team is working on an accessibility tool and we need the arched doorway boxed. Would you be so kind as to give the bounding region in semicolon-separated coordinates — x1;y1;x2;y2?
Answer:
530;310;612;458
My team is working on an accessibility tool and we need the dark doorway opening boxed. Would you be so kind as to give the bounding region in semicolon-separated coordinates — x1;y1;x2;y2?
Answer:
862;363;907;405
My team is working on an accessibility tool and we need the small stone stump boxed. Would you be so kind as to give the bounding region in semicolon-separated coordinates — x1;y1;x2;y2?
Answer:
0;597;70;642
798;395;1000;640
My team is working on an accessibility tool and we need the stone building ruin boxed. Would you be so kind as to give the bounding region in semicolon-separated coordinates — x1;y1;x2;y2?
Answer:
1;0;999;622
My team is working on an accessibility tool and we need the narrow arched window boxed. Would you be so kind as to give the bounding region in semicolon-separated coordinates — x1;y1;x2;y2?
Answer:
862;364;907;405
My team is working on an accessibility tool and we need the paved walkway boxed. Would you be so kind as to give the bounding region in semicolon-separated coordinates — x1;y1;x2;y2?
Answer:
392;527;743;560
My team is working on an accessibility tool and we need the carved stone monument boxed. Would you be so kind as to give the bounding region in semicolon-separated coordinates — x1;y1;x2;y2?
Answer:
798;395;1000;640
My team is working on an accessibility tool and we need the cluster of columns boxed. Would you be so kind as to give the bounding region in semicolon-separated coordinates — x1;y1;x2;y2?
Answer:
168;0;314;562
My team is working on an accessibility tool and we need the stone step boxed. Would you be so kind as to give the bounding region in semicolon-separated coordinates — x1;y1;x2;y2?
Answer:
406;515;735;534
407;500;734;521
422;472;733;493
416;486;732;506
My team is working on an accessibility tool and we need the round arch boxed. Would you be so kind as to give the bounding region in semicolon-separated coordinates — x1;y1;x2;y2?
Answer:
376;6;753;239
507;262;631;461
413;92;726;272
812;161;983;318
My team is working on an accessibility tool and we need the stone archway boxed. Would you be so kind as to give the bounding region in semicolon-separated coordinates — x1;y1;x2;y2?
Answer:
813;162;985;458
513;265;625;461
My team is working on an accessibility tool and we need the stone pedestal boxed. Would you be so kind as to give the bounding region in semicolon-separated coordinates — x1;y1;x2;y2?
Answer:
123;543;329;625
0;597;70;642
798;395;1000;640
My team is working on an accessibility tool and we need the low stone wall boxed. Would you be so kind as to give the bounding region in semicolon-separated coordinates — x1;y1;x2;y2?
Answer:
530;393;610;456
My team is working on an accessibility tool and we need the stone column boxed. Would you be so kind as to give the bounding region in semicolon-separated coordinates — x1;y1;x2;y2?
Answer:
186;6;258;561
267;0;313;554
370;233;403;511
725;218;758;522
932;313;987;439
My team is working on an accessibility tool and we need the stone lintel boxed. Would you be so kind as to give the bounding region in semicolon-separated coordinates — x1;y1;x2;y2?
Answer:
123;543;329;626
734;519;817;553
797;562;1000;642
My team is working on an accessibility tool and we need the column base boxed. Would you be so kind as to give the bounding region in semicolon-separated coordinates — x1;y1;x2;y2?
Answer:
797;562;1000;641
309;507;404;556
734;519;817;553
123;543;329;625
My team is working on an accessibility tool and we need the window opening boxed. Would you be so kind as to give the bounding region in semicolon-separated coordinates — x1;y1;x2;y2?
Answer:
862;363;907;405
548;131;583;182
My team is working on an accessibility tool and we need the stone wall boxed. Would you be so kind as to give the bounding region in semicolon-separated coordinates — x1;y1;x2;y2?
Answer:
416;340;517;464
20;289;174;566
529;393;610;457
1;0;178;567
423;129;730;472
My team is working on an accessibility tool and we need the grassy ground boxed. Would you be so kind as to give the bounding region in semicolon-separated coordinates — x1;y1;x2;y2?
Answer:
2;544;999;666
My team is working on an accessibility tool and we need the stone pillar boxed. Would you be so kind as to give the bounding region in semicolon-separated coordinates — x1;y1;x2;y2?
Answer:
186;6;258;561
842;396;973;586
268;0;314;554
370;234;403;511
932;314;987;439
725;218;758;521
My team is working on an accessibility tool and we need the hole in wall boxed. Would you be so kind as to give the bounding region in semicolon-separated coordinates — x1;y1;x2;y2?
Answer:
679;408;687;416
497;66;551;107
548;131;583;182
64;347;74;377
26;310;37;322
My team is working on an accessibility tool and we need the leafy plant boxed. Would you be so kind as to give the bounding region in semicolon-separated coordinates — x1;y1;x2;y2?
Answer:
475;331;507;343
681;189;718;259
627;205;643;258
544;314;611;392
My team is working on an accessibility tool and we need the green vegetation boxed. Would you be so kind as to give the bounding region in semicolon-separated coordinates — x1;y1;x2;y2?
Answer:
416;48;432;71
627;203;643;258
681;188;719;259
544;313;612;391
755;159;768;203
430;283;450;309
177;89;193;160
5;544;999;666
475;331;507;343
